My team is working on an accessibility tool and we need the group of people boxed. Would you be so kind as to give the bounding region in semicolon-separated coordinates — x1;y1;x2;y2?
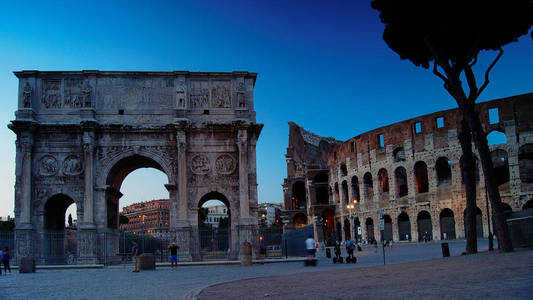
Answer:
0;247;11;275
130;240;180;273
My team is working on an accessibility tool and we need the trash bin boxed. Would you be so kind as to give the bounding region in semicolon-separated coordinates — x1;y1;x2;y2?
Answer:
326;248;331;258
441;242;450;257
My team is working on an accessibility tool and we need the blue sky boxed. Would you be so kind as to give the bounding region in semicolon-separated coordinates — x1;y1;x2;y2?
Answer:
0;0;531;219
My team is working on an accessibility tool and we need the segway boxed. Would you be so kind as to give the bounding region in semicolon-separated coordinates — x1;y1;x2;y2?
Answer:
346;256;357;264
332;245;343;264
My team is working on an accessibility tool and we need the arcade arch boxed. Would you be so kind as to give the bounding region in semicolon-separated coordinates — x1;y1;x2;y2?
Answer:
417;211;432;242
436;157;452;186
363;172;374;200
43;194;77;264
440;208;456;240
351;176;360;202
314;172;329;205
378;168;389;194
365;217;375;241
398;212;410;241
292;181;307;210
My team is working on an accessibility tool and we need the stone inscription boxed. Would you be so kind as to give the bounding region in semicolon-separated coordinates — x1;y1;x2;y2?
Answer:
97;77;174;109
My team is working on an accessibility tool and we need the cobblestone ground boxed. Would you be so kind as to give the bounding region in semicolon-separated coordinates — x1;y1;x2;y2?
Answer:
1;239;513;300
198;249;533;300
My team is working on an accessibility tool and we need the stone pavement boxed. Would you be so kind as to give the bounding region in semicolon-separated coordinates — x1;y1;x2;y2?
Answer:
1;239;513;300
198;249;533;300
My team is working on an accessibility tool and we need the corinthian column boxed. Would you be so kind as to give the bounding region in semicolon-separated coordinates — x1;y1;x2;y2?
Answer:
83;131;95;226
237;129;250;219
18;132;34;226
177;130;188;222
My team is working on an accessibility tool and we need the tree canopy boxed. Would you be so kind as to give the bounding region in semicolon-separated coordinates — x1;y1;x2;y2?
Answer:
372;0;532;69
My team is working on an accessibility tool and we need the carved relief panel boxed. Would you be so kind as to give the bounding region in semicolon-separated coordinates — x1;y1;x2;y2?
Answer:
211;81;231;108
190;80;209;108
41;80;62;108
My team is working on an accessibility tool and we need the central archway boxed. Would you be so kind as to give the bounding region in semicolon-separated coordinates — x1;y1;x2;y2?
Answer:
104;154;171;264
198;191;231;261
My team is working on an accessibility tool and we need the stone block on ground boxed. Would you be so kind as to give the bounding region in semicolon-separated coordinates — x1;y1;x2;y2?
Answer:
19;257;36;273
139;253;155;270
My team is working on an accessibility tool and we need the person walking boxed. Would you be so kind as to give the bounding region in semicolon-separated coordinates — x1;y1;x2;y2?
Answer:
168;242;180;268
305;235;316;264
389;239;393;251
131;240;140;272
0;247;3;275
2;247;11;274
373;239;378;253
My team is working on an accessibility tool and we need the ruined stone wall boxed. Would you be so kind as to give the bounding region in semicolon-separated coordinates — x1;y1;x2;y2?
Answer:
328;93;533;242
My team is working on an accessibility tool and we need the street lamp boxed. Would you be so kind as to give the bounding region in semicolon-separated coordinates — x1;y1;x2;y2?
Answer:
347;200;357;241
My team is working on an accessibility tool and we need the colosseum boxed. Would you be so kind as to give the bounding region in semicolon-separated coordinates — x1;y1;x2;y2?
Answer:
281;93;533;245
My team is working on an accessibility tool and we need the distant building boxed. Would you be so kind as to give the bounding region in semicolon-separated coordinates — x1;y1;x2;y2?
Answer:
258;203;282;227
205;205;229;228
120;199;170;238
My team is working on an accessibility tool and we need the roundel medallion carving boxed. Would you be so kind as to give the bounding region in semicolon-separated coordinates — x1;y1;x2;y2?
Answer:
215;154;236;175
63;155;83;175
190;154;210;175
39;155;58;176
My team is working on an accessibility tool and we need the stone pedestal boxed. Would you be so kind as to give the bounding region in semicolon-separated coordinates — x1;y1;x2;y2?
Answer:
139;253;156;270
77;228;98;264
19;257;36;273
175;226;193;262
15;228;34;265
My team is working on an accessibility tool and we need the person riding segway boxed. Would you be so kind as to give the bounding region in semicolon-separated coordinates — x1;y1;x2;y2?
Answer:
345;238;357;264
332;241;343;264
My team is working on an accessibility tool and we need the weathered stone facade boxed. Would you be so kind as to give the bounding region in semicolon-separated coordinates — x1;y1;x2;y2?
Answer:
10;70;262;263
283;93;533;244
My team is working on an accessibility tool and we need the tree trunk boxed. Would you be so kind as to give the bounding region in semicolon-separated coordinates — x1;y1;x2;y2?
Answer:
461;103;513;252
458;120;477;254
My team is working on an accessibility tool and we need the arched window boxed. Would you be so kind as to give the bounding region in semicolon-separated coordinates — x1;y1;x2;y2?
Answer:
363;172;374;200
341;180;349;206
491;150;509;186
292;181;307;209
395;167;408;197
440;208;456;240
487;130;507;146
519;144;533;183
351;176;360;202
334;182;340;203
398;213;410;241
436;157;452;186
378;168;389;194
340;164;348;177
414;161;429;193
393;147;406;162
314;172;329;205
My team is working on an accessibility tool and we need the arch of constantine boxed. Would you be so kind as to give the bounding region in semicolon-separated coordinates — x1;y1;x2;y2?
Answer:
10;70;262;263
282;93;533;245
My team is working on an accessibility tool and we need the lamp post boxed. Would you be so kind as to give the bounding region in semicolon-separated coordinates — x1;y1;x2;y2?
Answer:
347;199;357;241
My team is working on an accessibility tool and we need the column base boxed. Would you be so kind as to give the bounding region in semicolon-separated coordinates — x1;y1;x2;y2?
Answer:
172;227;194;262
78;228;98;264
15;228;35;264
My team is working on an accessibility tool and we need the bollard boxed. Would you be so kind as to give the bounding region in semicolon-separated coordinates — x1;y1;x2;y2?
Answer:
326;248;331;258
19;257;36;273
441;242;450;257
139;253;156;270
240;242;252;266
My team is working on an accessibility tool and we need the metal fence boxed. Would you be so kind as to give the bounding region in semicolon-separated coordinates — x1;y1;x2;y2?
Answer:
0;227;284;265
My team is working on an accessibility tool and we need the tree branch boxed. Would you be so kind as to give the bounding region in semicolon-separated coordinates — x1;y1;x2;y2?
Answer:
477;48;504;96
464;65;478;101
468;54;478;68
433;61;449;83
